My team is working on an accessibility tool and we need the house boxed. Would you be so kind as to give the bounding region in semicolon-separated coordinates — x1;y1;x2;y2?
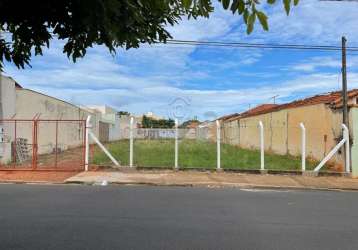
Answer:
220;105;278;146
196;120;216;141
0;75;119;164
220;90;358;170
142;111;163;120
85;105;121;142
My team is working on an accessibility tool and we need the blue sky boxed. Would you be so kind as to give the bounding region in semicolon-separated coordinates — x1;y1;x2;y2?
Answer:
4;0;358;121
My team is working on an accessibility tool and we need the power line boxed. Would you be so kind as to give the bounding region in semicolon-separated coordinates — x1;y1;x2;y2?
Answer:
2;30;358;52
169;39;345;48
165;39;358;52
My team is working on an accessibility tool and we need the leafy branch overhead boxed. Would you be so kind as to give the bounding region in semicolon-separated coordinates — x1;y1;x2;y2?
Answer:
218;0;299;34
0;0;299;69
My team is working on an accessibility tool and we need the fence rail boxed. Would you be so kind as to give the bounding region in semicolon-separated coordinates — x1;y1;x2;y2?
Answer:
0;119;86;170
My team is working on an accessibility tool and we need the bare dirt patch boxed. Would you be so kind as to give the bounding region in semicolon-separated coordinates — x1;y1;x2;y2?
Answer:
0;170;79;183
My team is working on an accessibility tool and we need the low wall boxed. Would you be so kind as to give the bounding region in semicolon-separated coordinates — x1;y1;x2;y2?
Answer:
221;103;348;168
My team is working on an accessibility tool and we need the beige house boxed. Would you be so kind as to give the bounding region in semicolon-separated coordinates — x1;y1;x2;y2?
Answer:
220;90;358;171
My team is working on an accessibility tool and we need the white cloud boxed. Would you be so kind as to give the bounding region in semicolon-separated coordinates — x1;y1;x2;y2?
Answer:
287;55;358;73
4;0;358;121
16;70;358;121
247;0;358;45
290;56;342;72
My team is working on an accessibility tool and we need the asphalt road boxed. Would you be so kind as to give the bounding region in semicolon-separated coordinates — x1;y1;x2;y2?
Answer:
0;185;358;250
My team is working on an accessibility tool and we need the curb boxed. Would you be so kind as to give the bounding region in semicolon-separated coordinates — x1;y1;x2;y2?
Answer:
130;167;347;177
1;178;356;192
63;180;358;192
0;180;66;185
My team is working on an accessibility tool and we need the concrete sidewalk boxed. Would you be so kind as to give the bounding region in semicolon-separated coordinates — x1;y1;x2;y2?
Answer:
65;170;358;191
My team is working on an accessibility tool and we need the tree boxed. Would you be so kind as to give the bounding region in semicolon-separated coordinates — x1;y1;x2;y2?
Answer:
179;118;200;129
141;115;175;128
0;0;299;69
117;111;130;116
142;115;151;128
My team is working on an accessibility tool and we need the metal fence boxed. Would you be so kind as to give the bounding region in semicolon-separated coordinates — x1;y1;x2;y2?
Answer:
0;119;86;170
89;118;350;173
90;118;217;169
1;117;348;173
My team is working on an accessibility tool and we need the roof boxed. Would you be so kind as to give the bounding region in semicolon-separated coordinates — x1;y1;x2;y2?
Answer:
1;75;23;88
240;104;279;118
225;89;358;121
218;113;240;121
331;89;358;108
222;104;278;122
15;82;22;88
187;121;200;129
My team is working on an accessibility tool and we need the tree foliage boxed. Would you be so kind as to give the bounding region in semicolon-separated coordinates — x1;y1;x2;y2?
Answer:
0;0;299;69
117;111;130;116
142;115;175;128
178;119;200;129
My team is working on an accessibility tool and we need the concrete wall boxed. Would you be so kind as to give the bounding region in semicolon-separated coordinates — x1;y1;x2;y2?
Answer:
351;107;358;177
118;115;142;139
87;105;116;115
221;103;348;168
197;122;216;141
86;105;121;142
0;76;16;162
222;119;240;145
100;113;121;141
0;76;16;120
0;76;102;163
14;89;98;156
22;89;101;152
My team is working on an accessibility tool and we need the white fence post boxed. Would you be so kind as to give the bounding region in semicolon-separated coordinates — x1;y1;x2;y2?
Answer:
89;131;119;166
216;120;221;170
342;124;350;173
259;121;264;170
129;116;134;167
175;119;179;169
85;115;91;171
299;123;306;172
85;115;119;169
314;124;350;173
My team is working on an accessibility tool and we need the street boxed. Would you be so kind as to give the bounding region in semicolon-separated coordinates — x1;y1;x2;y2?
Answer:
0;184;357;250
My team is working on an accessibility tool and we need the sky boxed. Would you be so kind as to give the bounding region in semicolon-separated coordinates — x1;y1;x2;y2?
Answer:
4;0;358;122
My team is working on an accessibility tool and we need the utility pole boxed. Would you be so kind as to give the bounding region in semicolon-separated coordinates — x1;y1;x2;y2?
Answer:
342;36;348;129
341;36;350;172
270;95;279;104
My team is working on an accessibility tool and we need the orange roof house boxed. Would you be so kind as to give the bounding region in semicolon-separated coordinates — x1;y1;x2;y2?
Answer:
219;89;358;171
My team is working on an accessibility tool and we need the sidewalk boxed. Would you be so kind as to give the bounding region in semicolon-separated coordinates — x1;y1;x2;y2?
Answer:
0;170;79;183
65;169;358;191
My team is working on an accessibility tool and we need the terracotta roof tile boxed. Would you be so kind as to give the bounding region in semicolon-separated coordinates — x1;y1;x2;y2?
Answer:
218;113;240;121
222;89;358;121
240;104;279;118
187;121;200;129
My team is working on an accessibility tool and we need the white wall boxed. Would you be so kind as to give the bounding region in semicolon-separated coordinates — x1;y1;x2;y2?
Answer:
105;113;120;141
0;76;16;163
0;76;102;164
15;88;99;154
87;105;116;115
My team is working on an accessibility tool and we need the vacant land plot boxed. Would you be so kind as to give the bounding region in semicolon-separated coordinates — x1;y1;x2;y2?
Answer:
92;139;317;171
